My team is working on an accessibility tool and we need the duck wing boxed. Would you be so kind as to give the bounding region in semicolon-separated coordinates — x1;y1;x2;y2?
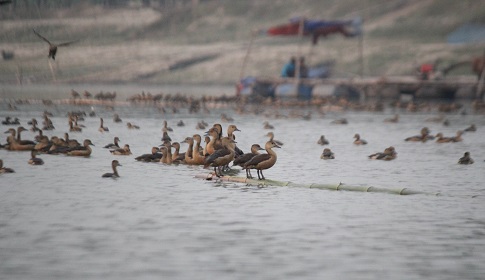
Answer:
244;154;271;168
33;29;52;45
205;148;230;165
57;40;79;47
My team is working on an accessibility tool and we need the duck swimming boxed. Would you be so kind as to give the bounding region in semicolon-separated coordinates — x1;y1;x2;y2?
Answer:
317;135;329;145
320;148;335;159
110;144;132;156
28;150;44;165
135;147;162;162
104;137;120;149
368;146;397;161
265;131;284;146
263;121;274;130
435;133;453;143
353;133;368;145
0;159;15;173
458;152;474;164
243;140;280;180
464;124;476;132
405;127;431;142
99;118;109;132
67;139;94;157
127;122;140;129
384;114;399;123
102;160;122;178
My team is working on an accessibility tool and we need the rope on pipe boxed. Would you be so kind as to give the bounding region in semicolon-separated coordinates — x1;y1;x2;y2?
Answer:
195;173;440;196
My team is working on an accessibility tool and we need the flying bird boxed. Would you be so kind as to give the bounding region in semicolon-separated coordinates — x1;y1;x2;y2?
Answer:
33;29;78;60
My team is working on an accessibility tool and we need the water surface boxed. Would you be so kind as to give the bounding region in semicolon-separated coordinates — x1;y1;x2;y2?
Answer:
1;97;484;280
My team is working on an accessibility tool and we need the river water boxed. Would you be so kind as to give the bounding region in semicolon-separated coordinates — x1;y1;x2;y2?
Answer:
1;89;484;280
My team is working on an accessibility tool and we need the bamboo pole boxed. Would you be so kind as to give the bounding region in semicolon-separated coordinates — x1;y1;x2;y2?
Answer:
294;17;305;96
195;173;439;196
475;50;485;99
239;30;256;80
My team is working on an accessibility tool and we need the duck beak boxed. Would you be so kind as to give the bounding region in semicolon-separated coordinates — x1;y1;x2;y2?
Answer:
274;144;281;148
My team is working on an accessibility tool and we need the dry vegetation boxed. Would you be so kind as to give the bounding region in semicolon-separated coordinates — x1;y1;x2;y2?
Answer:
0;0;485;85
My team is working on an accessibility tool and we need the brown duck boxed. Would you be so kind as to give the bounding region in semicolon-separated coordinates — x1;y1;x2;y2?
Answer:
102;160;122;178
67;139;94;157
243;141;280;180
204;137;237;177
233;144;264;178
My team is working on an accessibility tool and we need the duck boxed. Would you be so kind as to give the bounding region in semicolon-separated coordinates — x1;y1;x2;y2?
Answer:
451;130;464;142
458;152;474;165
195;121;207;130
28;150;44;165
405;127;430;142
191;134;206;165
135;147;163;162
170;142;185;163
265;131;284;146
204;137;237;177
162;120;173;132
16;126;36;146
0;159;15;173
66;139;94;157
177;120;185;127
232;144;264;178
1;116;12;125
243;140;280;180
33;29;78;60
368;146;397;161
317;135;329;145
221;113;234;122
102;160;122;178
464;124;476;132
161;131;172;143
104;137;120;149
353;133;368;145
435;133;453;143
331;118;348;124
181;137;196;164
64;133;81;148
320;148;335;159
98;118;109;132
204;127;220;156
113;114;122;123
5;130;34;151
34;129;48;143
126;122;140;129
384;114;399;123
110;144;132;155
263;121;274;130
227;124;243;156
69;120;82;132
160;142;173;164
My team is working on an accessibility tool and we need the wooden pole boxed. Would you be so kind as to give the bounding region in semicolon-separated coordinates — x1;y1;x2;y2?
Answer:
195;173;439;196
48;59;57;83
475;50;485;100
239;29;256;80
294;18;305;96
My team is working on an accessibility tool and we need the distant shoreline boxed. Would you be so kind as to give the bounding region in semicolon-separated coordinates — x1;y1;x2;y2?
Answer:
0;83;236;100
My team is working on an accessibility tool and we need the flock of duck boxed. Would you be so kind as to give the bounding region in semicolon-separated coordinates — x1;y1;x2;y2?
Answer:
0;105;479;178
0;112;283;180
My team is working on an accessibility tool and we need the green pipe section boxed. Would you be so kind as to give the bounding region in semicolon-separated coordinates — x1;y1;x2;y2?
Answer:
195;173;440;196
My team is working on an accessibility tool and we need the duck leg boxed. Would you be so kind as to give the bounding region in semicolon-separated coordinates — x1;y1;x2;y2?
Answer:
213;166;220;177
256;169;262;180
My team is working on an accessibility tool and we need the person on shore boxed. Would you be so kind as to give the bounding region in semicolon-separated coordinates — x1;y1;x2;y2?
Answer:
281;57;296;77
